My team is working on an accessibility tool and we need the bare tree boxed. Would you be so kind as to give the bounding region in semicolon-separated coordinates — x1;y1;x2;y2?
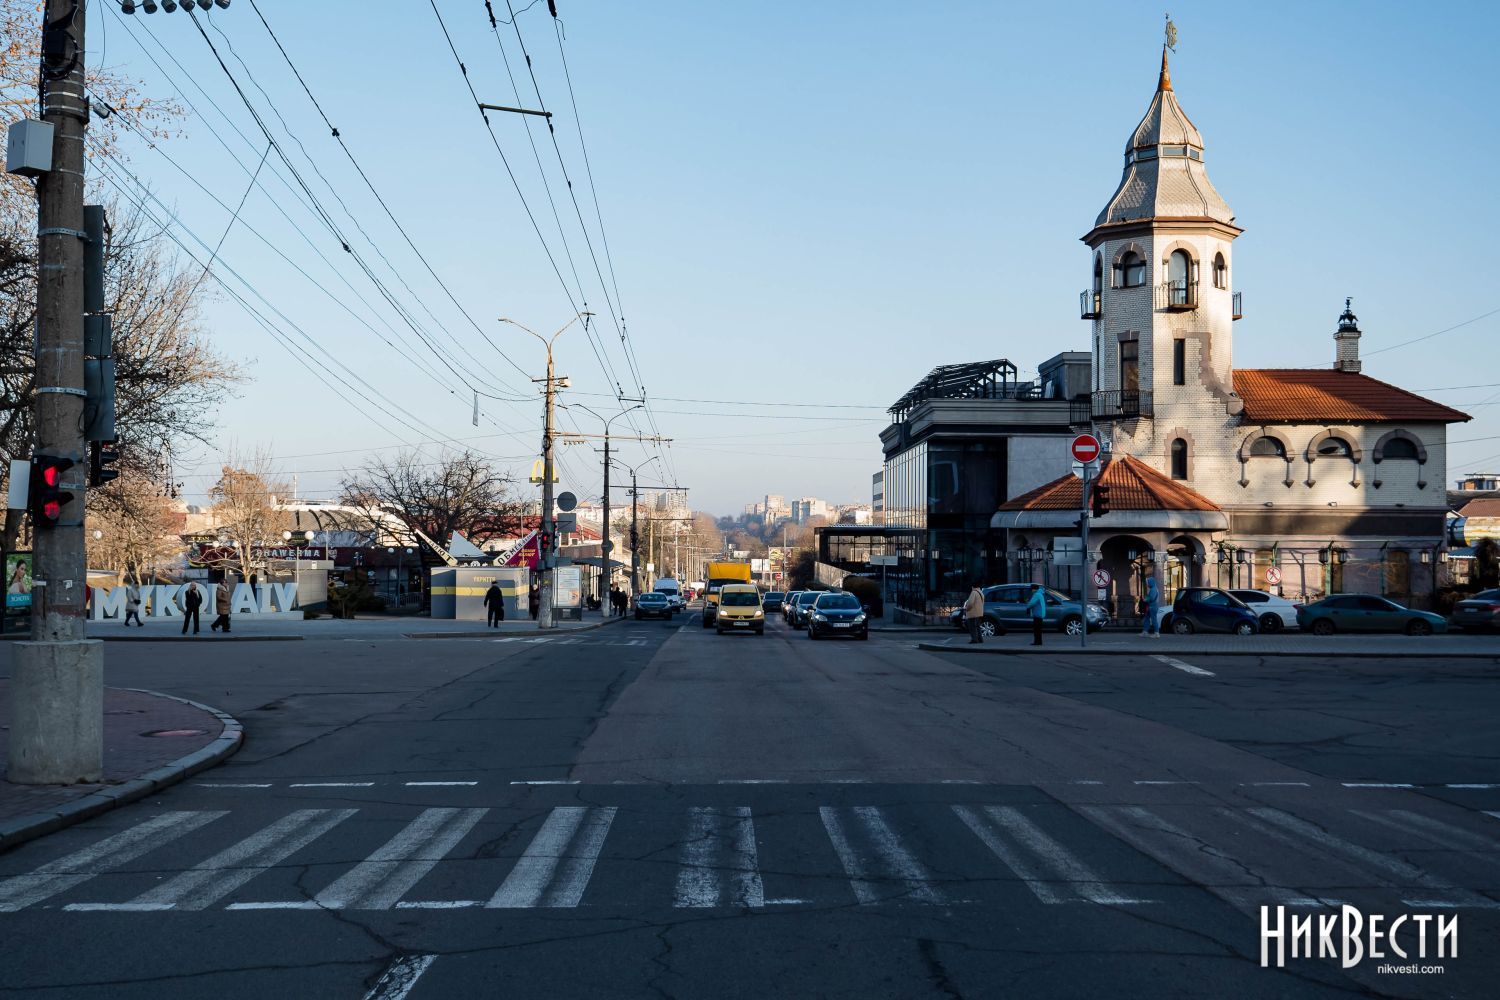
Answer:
209;449;290;582
339;450;525;550
85;467;185;586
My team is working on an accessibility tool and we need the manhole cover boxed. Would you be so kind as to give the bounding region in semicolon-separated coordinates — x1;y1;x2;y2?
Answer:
141;729;209;738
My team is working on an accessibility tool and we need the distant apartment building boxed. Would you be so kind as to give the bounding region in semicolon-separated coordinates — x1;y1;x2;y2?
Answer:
872;471;884;524
792;497;834;524
837;504;873;525
763;494;790;522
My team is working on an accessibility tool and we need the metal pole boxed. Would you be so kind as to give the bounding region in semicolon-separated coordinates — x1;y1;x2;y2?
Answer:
629;470;640;598
1080;464;1090;650
12;0;103;784
538;344;557;628
601;434;610;608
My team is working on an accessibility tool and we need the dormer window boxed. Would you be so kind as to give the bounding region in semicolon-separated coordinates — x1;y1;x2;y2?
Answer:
1116;251;1146;288
1212;252;1227;289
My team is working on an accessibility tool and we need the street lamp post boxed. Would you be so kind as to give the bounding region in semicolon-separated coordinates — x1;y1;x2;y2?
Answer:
499;313;590;629
612;455;661;600
572;402;643;611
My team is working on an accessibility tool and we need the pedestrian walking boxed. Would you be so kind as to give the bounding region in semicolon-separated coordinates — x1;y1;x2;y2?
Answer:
962;582;987;644
1025;584;1047;646
614;588;628;617
181;583;203;635
211;579;233;633
124;582;143;627
484;581;505;627
528;583;540;621
1141;572;1161;637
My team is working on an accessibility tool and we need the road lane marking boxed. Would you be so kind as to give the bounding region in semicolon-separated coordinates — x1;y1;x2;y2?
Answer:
510;780;580;785
363;955;437;1000
717;779;787;785
1341;782;1414;789
224;901;323;910
1487;811;1500;823
1354;809;1500;855
1134;780;1196;786
127;808;357;910
315;808;487;910
62;902;174;912
487;806;616;908
953;804;1149;905
289;782;375;788
1244;781;1311;787
674;806;764;908
0;811;226;912
1150;654;1214;676
1447;783;1500;789
394;900;483;909
405;781;479;787
819;806;944;905
195;783;273;789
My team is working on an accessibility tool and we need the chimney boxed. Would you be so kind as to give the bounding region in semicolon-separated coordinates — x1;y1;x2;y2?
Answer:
1333;297;1361;373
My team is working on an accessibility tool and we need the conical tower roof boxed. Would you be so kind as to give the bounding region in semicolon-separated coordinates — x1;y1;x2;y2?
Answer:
1093;49;1235;230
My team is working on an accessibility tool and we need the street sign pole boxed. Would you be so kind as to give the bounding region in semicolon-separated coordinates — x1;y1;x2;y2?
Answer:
1080;463;1090;650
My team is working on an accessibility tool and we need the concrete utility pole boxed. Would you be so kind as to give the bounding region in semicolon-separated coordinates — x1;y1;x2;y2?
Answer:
500;313;589;629
571;402;642;608
11;0;102;784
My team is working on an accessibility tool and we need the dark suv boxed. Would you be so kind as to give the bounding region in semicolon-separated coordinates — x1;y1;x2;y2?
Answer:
807;592;869;640
762;591;786;613
788;591;822;628
1163;588;1258;635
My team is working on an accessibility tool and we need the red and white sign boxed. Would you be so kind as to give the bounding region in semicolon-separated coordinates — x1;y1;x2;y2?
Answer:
1092;568;1111;588
1265;566;1282;586
1071;434;1101;463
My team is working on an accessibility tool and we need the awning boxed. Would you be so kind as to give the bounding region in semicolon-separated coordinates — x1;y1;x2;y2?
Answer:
567;557;630;569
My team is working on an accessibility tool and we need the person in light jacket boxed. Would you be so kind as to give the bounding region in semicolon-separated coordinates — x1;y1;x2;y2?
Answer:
1141;573;1161;637
962;583;986;644
211;580;233;633
1025;584;1047;646
124;583;143;627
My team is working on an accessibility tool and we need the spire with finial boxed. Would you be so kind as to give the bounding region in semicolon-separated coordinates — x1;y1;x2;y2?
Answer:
1158;46;1172;92
1334;297;1362;372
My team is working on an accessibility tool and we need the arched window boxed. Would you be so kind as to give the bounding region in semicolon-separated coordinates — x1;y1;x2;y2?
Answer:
1212;252;1227;289
1092;254;1103;293
1170;438;1188;480
1166;250;1195;307
1317;437;1353;458
1249;437;1287;459
1382;437;1419;460
1116;251;1146;288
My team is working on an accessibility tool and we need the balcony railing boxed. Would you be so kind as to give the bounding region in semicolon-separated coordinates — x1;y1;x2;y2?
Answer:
1069;399;1092;426
1091;389;1153;420
1232;290;1243;320
1079;289;1101;320
1162;279;1197;310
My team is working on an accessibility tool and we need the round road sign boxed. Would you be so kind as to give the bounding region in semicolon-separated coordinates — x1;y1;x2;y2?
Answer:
1071;434;1101;463
1092;568;1111;588
557;491;578;512
1265;566;1282;585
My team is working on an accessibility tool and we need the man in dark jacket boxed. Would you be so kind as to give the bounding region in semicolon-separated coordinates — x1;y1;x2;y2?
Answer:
528;583;540;621
484;582;505;627
181;584;203;635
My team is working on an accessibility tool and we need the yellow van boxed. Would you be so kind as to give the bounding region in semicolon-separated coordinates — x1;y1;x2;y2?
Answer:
715;584;765;636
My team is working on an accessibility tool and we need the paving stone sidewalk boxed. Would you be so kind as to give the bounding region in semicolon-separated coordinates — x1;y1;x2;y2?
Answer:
0;682;241;848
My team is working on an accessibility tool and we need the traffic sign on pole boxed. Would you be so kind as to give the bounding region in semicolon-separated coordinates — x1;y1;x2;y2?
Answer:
1092;568;1111;588
1266;566;1282;586
1071;434;1101;464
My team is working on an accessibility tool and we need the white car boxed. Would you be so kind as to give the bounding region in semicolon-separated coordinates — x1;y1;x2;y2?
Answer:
1226;589;1301;633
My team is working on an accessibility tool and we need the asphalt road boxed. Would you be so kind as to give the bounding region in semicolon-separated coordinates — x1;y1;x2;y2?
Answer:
0;612;1497;999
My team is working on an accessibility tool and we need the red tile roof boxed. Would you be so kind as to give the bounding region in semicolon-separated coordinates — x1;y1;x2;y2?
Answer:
1457;497;1500;517
999;455;1221;512
1232;369;1470;424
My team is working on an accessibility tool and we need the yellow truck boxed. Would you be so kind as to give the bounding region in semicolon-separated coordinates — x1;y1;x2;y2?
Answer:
701;561;753;628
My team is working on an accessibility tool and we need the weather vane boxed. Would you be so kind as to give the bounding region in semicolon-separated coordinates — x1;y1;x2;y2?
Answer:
1164;13;1177;52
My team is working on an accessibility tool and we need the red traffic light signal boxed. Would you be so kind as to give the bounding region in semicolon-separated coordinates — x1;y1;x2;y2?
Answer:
1090;484;1111;519
30;455;76;529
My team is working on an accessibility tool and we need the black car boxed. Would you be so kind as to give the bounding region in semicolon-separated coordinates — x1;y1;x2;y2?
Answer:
1163;588;1258;635
762;591;786;613
633;591;674;620
788;591;822;627
782;591;803;621
1451;588;1500;632
807;592;869;640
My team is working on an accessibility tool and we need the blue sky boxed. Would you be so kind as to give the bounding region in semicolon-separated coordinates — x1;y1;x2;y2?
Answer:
89;1;1500;514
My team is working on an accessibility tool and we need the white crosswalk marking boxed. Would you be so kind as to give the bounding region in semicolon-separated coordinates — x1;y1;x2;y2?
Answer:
1354;809;1500;857
362;955;437;1000
953;805;1149;905
1150;654;1214;676
820;806;944;905
0;811;226;912
315;808;487;910
487;806;616;908
122;808;357;911
674;806;764;908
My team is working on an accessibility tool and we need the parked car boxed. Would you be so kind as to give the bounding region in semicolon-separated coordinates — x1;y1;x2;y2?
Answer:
807;591;869;640
947;585;1110;638
1297;594;1448;636
1450;588;1500;632
633;591;674;621
653;578;684;611
782;591;803;621
762;591;787;613
1162;588;1259;635
715;584;765;635
789;590;823;628
1226;589;1302;633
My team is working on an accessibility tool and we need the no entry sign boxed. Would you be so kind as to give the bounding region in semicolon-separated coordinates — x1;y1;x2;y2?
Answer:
1071;434;1101;463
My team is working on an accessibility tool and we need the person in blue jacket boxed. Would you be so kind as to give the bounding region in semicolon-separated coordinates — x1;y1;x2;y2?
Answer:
1025;584;1047;646
1141;573;1161;637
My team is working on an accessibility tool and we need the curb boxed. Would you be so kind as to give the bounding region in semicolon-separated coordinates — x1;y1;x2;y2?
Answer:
915;642;1500;660
98;635;303;642
0;689;244;854
403;614;627;640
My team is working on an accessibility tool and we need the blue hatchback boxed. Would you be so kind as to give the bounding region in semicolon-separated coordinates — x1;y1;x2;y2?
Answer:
1162;587;1259;635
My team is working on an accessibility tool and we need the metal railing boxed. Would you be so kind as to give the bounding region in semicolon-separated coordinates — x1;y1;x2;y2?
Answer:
1163;279;1197;310
1232;290;1243;320
1091;389;1152;420
1080;289;1101;319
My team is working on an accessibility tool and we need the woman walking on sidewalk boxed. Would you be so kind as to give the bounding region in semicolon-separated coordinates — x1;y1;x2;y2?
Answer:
1026;585;1047;646
211;580;233;633
124;582;143;627
1140;572;1160;637
962;583;986;644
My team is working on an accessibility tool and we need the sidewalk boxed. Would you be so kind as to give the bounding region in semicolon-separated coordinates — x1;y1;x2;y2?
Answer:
82;607;627;641
917;631;1500;658
0;683;242;850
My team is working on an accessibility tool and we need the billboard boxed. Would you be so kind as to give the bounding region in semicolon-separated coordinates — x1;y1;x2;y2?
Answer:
5;552;32;610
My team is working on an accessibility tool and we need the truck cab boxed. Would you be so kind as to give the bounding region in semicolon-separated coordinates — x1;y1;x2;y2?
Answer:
701;562;753;628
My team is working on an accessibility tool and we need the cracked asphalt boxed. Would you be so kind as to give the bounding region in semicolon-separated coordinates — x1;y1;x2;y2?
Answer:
0;614;1497;998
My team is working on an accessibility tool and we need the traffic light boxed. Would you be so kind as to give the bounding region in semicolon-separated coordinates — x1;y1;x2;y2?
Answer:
90;442;119;486
1090;484;1111;519
538;530;553;554
30;455;76;529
